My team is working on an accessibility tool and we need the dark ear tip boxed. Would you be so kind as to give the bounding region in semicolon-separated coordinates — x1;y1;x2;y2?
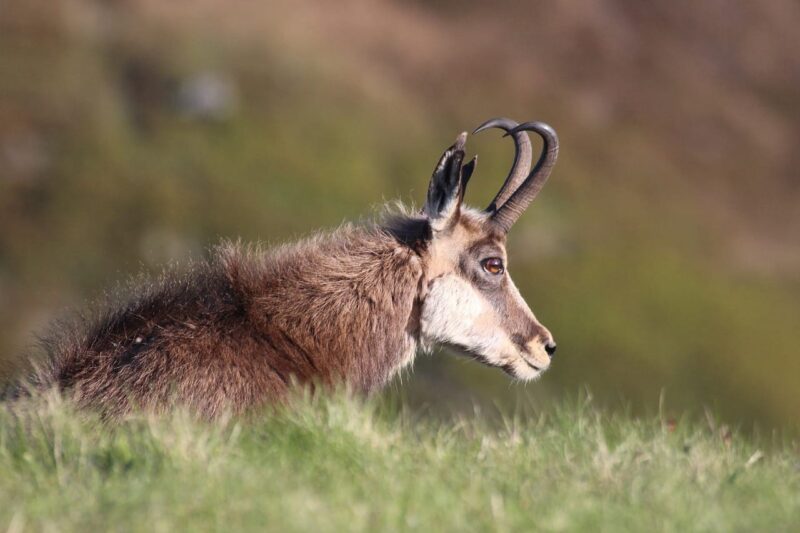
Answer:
461;156;477;187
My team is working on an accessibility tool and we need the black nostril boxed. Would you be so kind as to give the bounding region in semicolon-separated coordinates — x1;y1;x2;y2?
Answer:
544;341;557;357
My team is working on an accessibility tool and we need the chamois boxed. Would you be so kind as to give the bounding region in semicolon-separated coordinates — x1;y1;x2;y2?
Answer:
21;118;560;418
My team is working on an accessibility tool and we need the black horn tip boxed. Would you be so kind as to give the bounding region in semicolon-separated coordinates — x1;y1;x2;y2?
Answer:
473;117;519;135
507;121;559;143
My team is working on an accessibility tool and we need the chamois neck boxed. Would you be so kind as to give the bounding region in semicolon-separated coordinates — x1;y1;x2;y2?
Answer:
223;224;425;393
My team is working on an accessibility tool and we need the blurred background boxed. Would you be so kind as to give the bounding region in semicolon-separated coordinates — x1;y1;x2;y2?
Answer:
1;0;798;430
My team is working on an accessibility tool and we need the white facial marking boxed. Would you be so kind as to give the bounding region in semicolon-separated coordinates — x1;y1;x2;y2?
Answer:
419;274;550;382
421;275;515;363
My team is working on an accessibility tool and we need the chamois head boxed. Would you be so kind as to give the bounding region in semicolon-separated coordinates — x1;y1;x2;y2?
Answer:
419;118;559;381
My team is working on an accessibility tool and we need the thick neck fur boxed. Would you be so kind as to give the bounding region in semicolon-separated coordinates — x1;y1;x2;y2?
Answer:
219;221;427;394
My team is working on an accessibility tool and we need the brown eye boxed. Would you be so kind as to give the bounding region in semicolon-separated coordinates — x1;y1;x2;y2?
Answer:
482;257;504;275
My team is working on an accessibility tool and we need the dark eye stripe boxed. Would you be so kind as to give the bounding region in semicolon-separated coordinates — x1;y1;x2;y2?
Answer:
482;257;504;275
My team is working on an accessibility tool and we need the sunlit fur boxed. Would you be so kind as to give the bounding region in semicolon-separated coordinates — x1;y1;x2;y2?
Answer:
29;224;425;418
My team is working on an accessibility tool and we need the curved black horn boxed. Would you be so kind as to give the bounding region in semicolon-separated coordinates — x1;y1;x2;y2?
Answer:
490;121;559;233
473;117;533;212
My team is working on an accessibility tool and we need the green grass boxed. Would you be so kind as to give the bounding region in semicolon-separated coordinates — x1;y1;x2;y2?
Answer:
1;393;798;532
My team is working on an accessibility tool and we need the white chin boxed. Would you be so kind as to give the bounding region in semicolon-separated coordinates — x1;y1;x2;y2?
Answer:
508;360;545;382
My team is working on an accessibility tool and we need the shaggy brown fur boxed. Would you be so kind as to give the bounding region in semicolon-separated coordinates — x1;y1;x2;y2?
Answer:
31;218;429;418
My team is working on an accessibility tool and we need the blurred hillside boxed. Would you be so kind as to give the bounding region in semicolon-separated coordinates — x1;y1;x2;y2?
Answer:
1;0;799;429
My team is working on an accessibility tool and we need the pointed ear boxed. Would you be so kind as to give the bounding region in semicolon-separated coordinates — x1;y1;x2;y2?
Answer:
424;132;472;233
